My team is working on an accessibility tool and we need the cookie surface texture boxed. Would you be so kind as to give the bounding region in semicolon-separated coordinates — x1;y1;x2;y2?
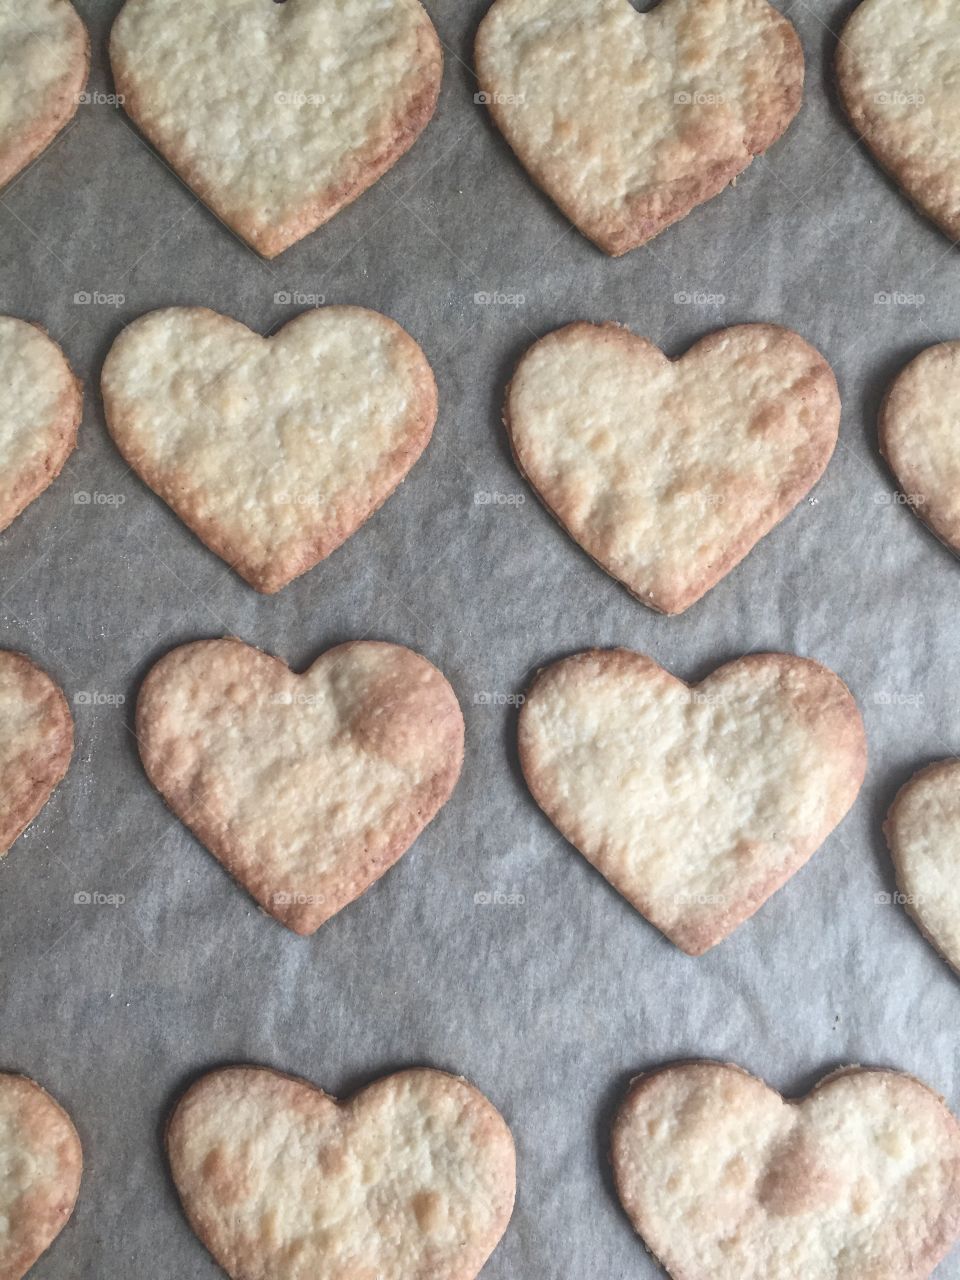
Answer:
101;306;438;593
879;341;960;556
0;1072;83;1280
475;0;804;254
0;1;89;189
612;1061;960;1280
110;0;443;255
0;650;73;858
518;648;866;953
136;638;464;934
838;0;960;242
167;1065;516;1280
0;317;82;535
505;322;839;613
885;759;960;977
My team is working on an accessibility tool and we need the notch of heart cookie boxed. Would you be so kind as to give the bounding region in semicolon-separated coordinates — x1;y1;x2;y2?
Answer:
505;322;840;614
612;1061;960;1280
475;0;805;255
885;759;960;979
518;648;866;954
109;0;443;256
101;306;438;593
166;1065;516;1280
136;638;464;934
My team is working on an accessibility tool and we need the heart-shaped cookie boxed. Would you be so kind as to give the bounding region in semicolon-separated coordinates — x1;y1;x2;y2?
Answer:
110;0;442;256
475;0;804;255
505;323;840;614
137;638;464;934
885;759;960;978
101;307;437;593
0;1072;82;1280
0;650;73;858
612;1061;960;1280
838;0;960;242
518;648;866;954
0;317;82;535
879;342;960;557
168;1066;515;1280
0;1;89;189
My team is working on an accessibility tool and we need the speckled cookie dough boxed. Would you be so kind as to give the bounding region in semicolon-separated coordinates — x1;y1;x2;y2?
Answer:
476;0;803;254
110;0;442;255
136;638;464;934
613;1062;960;1280
101;306;437;593
504;321;840;614
518;648;866;953
167;1065;515;1280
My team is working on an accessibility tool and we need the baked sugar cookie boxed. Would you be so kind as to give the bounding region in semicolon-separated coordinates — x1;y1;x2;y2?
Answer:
475;0;803;255
838;0;960;242
0;651;73;858
0;318;82;535
885;759;960;977
0;1072;82;1280
880;342;960;556
0;1;89;189
110;0;442;256
613;1061;960;1280
137;638;464;934
101;306;437;593
505;322;840;614
167;1065;515;1280
518;648;866;954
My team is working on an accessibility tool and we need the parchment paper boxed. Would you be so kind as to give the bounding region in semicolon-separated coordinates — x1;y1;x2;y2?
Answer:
1;0;958;1275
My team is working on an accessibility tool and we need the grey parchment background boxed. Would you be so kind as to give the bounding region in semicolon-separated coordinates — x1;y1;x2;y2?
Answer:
1;0;959;1275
